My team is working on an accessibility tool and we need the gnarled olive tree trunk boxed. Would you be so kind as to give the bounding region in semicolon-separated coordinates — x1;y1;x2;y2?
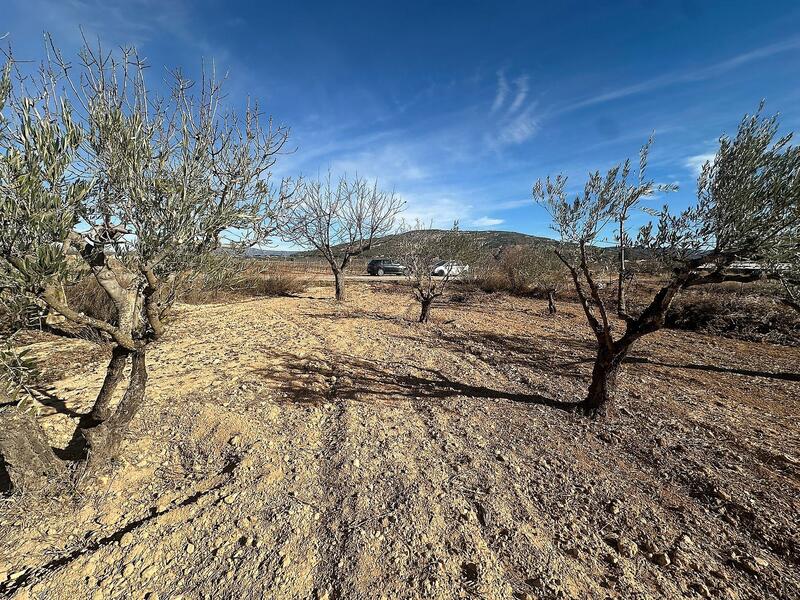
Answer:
89;345;131;424
419;297;434;323
81;349;148;479
579;345;629;416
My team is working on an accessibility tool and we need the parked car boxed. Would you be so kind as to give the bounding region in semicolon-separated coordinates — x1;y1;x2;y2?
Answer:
367;258;408;276
431;260;469;277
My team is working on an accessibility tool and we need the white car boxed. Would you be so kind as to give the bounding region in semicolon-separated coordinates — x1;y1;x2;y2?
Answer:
431;260;469;277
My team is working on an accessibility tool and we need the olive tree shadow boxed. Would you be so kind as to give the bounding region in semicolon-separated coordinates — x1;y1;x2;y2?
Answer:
255;351;579;413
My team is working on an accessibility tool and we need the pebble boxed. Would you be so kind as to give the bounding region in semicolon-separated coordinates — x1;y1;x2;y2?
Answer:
653;552;671;567
119;532;134;547
617;539;638;558
186;543;196;555
142;565;158;579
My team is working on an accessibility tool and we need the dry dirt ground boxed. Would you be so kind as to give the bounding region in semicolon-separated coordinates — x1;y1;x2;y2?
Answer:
1;282;799;600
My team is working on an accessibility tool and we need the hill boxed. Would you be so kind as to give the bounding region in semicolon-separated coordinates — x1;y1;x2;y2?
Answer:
297;229;556;259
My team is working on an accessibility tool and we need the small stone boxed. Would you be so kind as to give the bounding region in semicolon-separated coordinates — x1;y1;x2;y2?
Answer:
223;493;238;505
738;559;760;574
10;570;26;580
688;582;711;598
617;539;638;558
119;532;134;547
753;557;768;568
653;552;671;567
142;565;158;579
186;543;196;555
353;459;361;468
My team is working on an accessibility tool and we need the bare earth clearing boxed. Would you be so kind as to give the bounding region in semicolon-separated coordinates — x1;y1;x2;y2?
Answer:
1;283;799;599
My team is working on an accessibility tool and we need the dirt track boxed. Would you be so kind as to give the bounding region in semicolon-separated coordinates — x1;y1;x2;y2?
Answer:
1;283;799;599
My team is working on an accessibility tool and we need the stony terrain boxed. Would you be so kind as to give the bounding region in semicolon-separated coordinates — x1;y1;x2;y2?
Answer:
1;282;798;599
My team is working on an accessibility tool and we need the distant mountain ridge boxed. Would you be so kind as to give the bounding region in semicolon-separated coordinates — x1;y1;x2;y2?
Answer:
236;230;653;261
297;229;557;259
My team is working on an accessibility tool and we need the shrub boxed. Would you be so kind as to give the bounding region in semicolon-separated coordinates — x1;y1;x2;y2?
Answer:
179;260;309;304
666;289;800;346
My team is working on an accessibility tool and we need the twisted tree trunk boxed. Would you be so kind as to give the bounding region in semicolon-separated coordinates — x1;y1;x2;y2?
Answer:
578;345;629;416
419;297;434;323
547;289;557;314
89;345;131;424
81;349;148;479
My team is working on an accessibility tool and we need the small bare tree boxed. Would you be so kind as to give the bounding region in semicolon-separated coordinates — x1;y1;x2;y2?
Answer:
398;222;474;323
533;106;800;416
0;39;290;488
281;174;404;301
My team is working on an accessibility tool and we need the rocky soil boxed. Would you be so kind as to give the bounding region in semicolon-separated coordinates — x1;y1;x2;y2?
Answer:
1;282;798;599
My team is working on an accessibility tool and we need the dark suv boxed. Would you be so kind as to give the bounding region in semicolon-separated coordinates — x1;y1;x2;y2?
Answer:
367;258;407;276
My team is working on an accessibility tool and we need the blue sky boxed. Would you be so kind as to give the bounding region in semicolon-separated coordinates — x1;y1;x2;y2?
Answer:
4;0;800;245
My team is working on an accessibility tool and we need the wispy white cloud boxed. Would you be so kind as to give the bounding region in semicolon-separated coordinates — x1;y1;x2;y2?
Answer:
555;35;800;116
485;71;540;148
495;197;532;210
508;76;529;114
684;152;715;177
492;103;540;147
491;71;510;114
473;216;504;227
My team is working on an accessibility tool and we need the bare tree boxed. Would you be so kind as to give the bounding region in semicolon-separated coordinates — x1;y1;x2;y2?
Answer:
398;221;475;323
533;106;800;417
0;39;290;489
282;174;404;301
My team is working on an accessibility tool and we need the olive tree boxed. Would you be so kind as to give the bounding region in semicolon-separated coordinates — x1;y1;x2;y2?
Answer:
0;41;290;488
533;106;800;417
281;174;404;301
398;221;475;323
